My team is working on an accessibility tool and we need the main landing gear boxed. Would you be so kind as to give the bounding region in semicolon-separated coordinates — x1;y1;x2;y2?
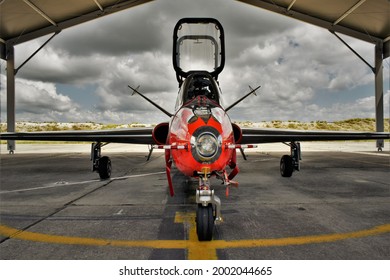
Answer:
91;142;112;180
280;142;301;177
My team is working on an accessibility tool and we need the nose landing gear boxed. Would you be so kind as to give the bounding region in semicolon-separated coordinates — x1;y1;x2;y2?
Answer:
196;189;221;241
195;170;222;241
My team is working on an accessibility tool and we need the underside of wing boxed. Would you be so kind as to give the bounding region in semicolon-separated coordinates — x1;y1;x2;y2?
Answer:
240;128;390;144
0;128;155;144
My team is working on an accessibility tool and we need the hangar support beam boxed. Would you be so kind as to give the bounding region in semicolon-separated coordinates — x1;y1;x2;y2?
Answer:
330;31;385;150
330;30;374;73
14;31;60;75
375;42;384;151
6;44;15;153
3;32;60;153
335;38;387;150
0;41;5;60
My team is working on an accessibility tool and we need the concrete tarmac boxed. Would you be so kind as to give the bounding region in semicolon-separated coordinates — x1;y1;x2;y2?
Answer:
0;142;389;259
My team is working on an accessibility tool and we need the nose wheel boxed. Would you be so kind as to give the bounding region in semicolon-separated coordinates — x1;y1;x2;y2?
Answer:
195;174;222;241
192;168;222;241
196;204;214;241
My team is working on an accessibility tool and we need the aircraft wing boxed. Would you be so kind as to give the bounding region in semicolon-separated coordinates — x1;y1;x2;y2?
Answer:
2;127;389;145
0;128;155;144
239;128;390;144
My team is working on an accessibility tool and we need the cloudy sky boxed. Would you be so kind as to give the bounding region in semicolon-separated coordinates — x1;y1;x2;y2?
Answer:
1;0;389;124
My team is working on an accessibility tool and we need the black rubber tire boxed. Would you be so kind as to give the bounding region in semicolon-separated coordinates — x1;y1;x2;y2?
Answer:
280;155;293;177
196;204;214;241
98;156;111;179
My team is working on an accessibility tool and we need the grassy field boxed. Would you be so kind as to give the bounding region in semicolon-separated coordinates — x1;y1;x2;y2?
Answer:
1;118;389;133
0;122;148;132
1;118;388;145
233;118;389;131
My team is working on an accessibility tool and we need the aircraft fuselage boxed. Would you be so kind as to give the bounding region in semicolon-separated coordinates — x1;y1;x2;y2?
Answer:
169;94;235;177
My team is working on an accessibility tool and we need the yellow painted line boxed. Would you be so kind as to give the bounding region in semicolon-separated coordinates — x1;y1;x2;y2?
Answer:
209;224;390;248
175;212;218;260
1;213;390;260
0;224;188;249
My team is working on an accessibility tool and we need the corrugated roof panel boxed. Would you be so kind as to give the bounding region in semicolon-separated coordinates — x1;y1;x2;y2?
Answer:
0;0;49;39
341;0;390;39
0;0;153;43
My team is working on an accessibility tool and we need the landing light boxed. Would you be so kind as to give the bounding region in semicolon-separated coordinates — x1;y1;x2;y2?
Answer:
196;132;218;158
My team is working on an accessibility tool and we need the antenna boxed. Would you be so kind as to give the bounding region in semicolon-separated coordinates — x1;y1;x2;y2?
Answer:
225;85;261;112
128;85;173;118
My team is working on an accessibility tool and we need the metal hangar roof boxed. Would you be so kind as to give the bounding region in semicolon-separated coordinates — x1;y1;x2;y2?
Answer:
0;0;152;55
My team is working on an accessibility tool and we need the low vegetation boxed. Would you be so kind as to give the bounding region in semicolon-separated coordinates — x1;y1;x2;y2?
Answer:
0;122;149;132
0;118;389;134
234;118;389;132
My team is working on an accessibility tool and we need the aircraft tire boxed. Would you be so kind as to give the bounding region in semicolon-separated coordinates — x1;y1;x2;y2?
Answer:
98;156;112;180
196;204;214;241
280;155;293;177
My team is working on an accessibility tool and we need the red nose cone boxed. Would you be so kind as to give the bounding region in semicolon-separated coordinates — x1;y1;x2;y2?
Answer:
168;102;234;177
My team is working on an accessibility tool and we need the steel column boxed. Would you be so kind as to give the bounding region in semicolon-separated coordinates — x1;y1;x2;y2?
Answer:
6;44;15;153
374;42;384;150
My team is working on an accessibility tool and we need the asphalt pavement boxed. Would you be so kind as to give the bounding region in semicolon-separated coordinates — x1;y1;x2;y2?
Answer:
0;142;389;259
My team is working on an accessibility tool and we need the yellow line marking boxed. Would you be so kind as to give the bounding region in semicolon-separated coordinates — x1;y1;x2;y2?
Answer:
1;212;390;260
175;212;218;260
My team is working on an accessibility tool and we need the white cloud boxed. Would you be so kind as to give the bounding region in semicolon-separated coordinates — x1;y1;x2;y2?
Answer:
15;79;75;113
0;74;81;121
304;91;390;122
1;0;388;124
94;51;177;115
16;42;108;84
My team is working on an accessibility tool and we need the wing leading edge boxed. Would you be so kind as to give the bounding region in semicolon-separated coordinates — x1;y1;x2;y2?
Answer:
0;128;155;144
1;127;389;145
240;128;390;144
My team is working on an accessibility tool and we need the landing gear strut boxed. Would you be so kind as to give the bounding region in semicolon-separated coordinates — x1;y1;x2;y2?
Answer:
91;142;111;179
280;142;301;177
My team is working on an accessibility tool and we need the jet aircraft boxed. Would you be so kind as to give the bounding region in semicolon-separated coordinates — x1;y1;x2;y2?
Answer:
1;18;389;241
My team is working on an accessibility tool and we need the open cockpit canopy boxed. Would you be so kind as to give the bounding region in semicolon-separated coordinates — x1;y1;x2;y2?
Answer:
173;18;225;85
